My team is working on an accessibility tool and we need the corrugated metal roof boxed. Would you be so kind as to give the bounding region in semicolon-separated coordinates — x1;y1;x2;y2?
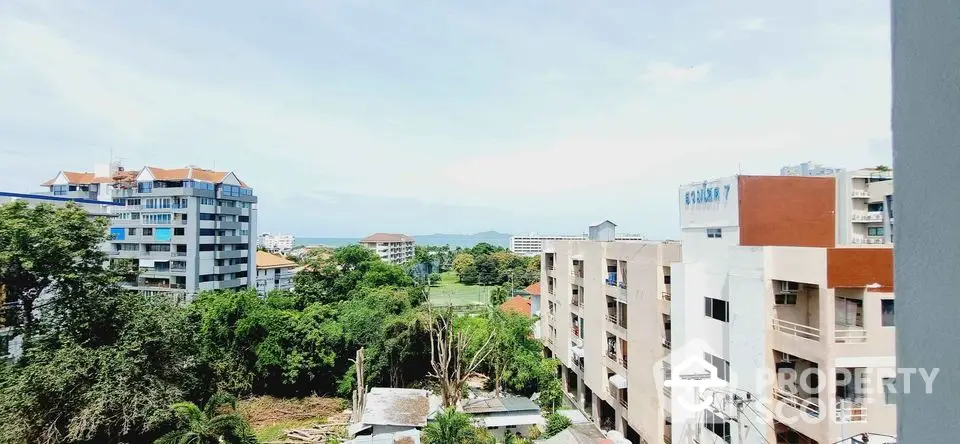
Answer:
362;388;431;427
348;429;421;444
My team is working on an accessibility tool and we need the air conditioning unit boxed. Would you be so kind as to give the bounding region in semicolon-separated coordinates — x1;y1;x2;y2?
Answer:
778;281;800;294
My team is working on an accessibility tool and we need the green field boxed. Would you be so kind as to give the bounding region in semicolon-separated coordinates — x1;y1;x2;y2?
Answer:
428;271;492;307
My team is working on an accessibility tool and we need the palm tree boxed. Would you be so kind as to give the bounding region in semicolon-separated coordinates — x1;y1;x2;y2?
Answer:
155;393;257;444
422;407;477;444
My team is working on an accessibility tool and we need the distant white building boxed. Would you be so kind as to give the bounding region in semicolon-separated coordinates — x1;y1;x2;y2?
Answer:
258;232;295;253
359;233;415;264
255;251;297;295
510;225;644;256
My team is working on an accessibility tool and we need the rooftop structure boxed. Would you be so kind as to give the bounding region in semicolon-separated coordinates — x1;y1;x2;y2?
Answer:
359;233;415;265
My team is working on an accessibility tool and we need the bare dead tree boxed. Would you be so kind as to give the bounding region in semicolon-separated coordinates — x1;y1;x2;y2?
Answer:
350;347;366;423
428;307;495;408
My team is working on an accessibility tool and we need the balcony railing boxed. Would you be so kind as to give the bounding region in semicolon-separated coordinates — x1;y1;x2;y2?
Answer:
662;338;671;349
663;386;672;398
852;211;884;223
772;318;821;342
774;388;820;418
620;357;628;369
607;314;619;324
571;298;581;307
835;327;868;343
619;397;628;409
836;399;868;423
661;291;672;301
851;190;870;198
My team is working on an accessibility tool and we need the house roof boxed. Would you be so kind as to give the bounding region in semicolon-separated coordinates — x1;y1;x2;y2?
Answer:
42;166;249;187
461;396;539;415
360;233;414;243
524;282;541;296
361;388;433;427
256;251;297;269
500;296;531;317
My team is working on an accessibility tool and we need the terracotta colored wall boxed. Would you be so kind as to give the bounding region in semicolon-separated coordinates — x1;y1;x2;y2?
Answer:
827;248;894;291
738;176;836;247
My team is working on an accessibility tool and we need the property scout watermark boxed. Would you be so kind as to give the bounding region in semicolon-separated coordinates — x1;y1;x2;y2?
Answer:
654;340;939;425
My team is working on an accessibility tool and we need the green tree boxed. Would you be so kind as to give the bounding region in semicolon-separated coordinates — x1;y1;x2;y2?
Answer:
0;290;201;444
544;412;572;438
488;286;509;307
0;201;112;334
468;243;501;256
474;255;501;286
428;272;442;286
422;407;478;444
451;253;475;279
155;393;256;444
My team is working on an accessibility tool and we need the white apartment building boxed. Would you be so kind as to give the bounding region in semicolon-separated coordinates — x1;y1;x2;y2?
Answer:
671;175;895;444
259;232;296;253
39;163;258;300
512;226;645;256
541;222;680;444
255;250;297;295
359;233;415;264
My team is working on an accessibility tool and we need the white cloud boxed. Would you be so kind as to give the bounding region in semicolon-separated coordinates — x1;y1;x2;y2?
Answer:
737;17;767;32
641;62;712;84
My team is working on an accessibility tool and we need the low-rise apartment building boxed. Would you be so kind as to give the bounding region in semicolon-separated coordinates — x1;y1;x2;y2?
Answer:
511;228;645;256
255;251;297;295
541;222;680;444
258;232;295;254
671;175;895;444
359;233;415;264
39;162;257;300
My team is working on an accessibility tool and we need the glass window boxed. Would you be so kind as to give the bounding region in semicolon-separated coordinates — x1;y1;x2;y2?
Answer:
868;227;884;236
142;228;153;236
704;410;731;443
200;213;216;221
705;297;729;322
174;228;185;236
52;185;68;196
137;182;153;193
127;228;137;235
881;299;895;326
868;203;884;212
707;228;722;238
775;293;797;304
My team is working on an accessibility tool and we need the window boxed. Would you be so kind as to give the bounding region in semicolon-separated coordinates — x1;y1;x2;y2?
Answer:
137;182;153;193
109;227;125;240
127;228;137;235
704;297;729;322
704;353;730;382
664;275;671;285
200;197;216;205
239;229;249;236
775;293;797;305
704;410;731;443
217;199;237;207
868;202;884;212
142;228;153;236
142;213;172;225
52;185;69;195
126;198;141;206
239;215;250;222
883;378;897;405
199;229;216;236
199;244;215;252
174;228;184;236
200;213;216;221
144;198;171;209
868;227;884;236
707;228;722;238
199;274;215;283
881;299;895;326
194;181;215;191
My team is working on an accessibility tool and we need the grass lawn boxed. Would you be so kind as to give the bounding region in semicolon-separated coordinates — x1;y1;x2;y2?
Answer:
428;271;491;306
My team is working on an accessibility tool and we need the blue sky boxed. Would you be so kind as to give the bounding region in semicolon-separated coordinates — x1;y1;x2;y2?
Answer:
0;0;891;237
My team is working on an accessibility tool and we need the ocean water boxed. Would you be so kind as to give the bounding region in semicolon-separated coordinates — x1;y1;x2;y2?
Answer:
295;234;511;248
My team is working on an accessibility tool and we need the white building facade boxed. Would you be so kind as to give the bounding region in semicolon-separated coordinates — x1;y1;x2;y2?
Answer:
671;175;896;444
359;233;415;264
255;251;297;295
258;233;295;253
541;224;680;444
511;230;645;256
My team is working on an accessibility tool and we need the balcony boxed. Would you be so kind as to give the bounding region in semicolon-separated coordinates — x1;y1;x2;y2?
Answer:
606;314;627;336
662;337;671;350
836;399;867;423
618;396;628;409
852;211;884;223
570;328;583;347
851;189;870;198
773;387;820;419
660;291;671;301
772;318;821;342
835;327;868;343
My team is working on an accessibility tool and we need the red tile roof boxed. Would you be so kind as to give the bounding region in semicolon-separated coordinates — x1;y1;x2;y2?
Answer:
500;296;531;317
360;233;415;243
41;166;249;187
523;282;541;296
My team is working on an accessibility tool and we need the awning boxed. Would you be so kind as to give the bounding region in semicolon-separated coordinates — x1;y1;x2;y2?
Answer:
482;413;545;428
609;374;628;389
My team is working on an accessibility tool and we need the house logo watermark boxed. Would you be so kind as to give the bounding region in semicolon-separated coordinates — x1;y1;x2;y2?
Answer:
654;339;727;414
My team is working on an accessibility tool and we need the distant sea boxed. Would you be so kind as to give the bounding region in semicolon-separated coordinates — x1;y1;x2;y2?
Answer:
295;232;511;249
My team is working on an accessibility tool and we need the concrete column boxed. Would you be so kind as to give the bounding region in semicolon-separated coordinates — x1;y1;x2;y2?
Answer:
893;0;960;441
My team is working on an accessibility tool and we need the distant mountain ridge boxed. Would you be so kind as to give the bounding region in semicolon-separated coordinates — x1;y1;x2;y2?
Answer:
295;231;512;248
